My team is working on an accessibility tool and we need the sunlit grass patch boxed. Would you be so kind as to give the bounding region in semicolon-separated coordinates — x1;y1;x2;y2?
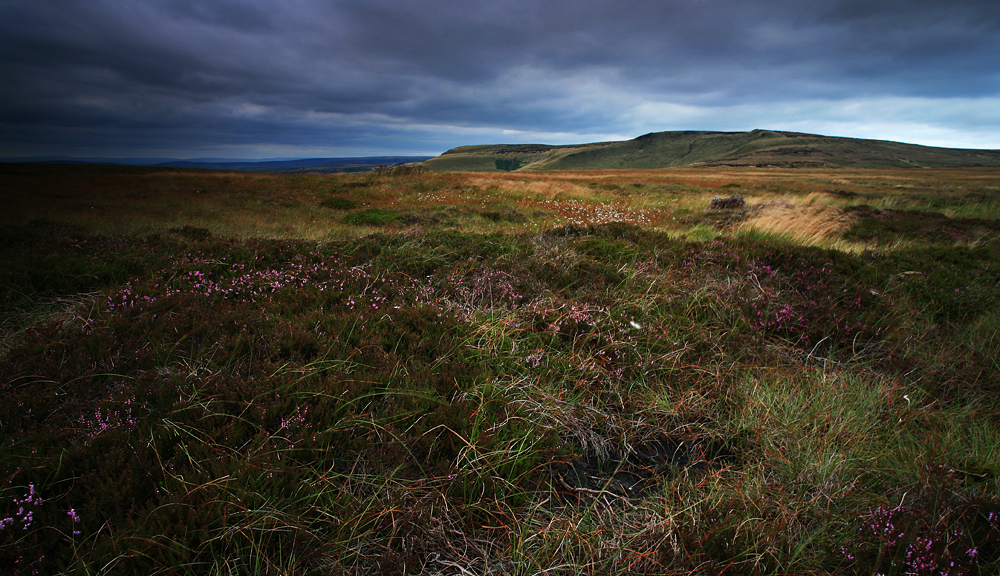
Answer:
733;200;856;247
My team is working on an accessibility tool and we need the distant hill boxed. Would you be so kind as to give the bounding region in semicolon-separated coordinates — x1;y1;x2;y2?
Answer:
421;130;1000;171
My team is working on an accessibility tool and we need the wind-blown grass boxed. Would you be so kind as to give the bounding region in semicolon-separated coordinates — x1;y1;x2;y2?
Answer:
2;165;999;575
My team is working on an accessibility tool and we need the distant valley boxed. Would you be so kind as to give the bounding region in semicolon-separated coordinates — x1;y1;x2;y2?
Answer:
156;156;434;173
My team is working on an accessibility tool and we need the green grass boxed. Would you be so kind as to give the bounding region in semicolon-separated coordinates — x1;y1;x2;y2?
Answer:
342;208;401;226
2;166;1000;575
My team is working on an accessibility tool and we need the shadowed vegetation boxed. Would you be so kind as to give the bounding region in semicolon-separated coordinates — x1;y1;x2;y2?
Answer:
2;164;999;575
320;197;360;210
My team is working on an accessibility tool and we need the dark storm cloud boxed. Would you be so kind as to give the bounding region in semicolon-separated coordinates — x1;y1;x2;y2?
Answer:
2;0;999;158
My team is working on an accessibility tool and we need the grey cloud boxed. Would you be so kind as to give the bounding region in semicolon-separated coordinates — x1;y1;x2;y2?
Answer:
1;0;998;157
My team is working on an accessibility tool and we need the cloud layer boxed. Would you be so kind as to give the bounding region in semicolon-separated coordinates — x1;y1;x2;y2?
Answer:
2;0;999;158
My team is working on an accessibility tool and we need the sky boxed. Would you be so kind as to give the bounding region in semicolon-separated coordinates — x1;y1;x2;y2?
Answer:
2;0;999;160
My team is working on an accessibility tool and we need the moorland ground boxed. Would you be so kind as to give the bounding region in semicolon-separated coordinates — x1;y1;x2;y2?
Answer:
2;164;999;575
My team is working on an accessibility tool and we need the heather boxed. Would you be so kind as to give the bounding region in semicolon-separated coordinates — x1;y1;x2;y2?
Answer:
2;166;1000;575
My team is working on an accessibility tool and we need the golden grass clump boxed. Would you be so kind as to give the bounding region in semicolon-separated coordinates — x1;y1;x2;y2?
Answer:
735;197;856;247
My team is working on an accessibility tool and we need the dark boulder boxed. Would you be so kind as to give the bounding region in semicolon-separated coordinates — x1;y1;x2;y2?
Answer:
710;194;746;210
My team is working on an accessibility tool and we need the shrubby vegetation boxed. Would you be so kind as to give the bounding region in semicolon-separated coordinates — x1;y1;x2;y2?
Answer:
495;159;523;171
342;208;401;226
320;197;360;210
1;166;999;574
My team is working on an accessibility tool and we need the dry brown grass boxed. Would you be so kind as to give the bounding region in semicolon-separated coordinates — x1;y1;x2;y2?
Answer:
734;195;858;247
3;165;998;242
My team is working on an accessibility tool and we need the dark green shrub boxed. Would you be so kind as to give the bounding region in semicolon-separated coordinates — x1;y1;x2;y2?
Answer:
320;197;359;210
168;225;212;240
495;159;523;171
342;209;401;226
370;164;427;176
481;209;527;223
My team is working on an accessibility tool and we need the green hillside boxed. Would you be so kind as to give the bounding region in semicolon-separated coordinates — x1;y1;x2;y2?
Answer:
422;129;1000;171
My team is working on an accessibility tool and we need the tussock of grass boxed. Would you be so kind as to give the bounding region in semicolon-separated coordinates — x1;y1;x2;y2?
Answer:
734;199;855;247
2;166;1000;574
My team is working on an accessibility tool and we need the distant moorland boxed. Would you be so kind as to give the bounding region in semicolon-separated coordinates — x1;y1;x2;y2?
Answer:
2;162;999;575
1;156;434;174
421;129;1000;172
